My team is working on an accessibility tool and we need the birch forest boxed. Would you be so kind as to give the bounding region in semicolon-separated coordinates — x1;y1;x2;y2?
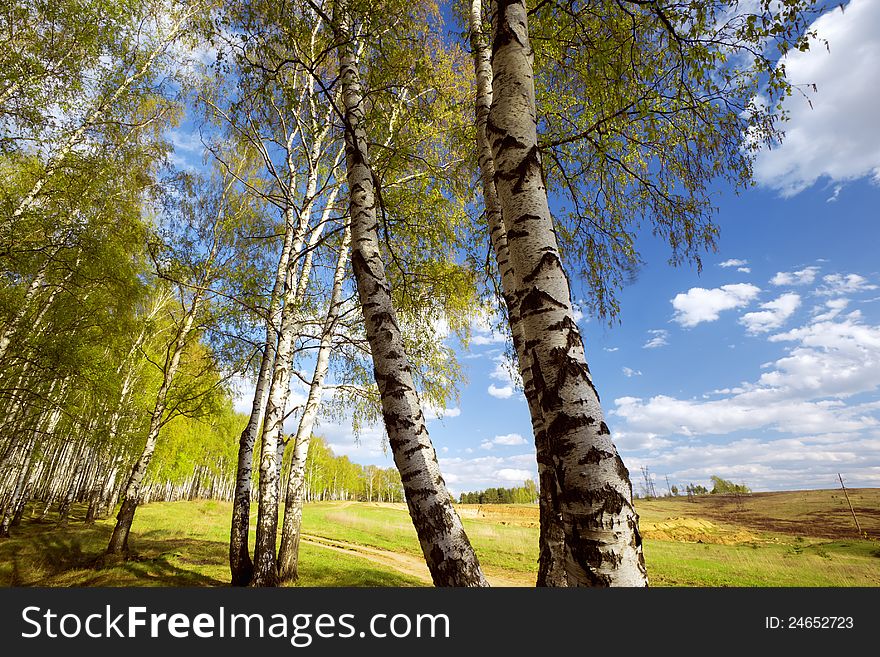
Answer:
0;0;819;587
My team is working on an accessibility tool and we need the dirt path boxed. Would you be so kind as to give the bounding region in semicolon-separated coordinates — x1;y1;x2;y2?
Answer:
301;534;533;587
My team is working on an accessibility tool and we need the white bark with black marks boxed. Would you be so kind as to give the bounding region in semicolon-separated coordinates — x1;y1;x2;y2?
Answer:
336;10;487;587
488;0;647;586
229;210;298;586
106;285;203;555
277;221;350;583
469;0;567;587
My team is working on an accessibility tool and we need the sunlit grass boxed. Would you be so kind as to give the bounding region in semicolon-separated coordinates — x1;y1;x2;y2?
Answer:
2;493;878;587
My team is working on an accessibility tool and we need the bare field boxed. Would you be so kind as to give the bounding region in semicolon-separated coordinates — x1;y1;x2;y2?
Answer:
456;487;880;544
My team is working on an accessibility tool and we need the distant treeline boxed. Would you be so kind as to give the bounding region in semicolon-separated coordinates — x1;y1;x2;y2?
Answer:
457;481;538;505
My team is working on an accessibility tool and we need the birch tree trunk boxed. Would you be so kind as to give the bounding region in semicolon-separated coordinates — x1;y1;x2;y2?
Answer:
106;288;203;555
229;212;298;586
250;197;317;586
488;0;647;586
277;222;350;583
336;11;487;587
0;401;62;537
468;0;567;587
249;98;341;585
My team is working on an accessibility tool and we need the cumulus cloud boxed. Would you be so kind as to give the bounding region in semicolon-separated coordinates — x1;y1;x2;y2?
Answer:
613;313;880;441
469;309;507;346
771;267;820;286
813;298;850;322
719;259;748;268
627;433;880;492
739;293;801;334
496;468;534;482
423;405;462;421
438;453;537;493
604;346;620;352
816;273;878;296
643;329;669;349
672;284;761;327
753;0;880;196
737;267;751;274
487;384;514;399
486;353;522;399
480;433;528;450
622;367;642;377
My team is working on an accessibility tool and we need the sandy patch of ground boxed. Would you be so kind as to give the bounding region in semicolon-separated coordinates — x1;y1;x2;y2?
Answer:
639;517;760;545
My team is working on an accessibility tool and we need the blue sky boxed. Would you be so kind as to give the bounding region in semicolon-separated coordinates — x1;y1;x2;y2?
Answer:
201;1;880;495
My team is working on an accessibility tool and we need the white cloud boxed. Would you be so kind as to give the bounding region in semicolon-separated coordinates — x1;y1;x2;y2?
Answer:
168;128;204;154
816;273;878;296
719;259;748;268
472;333;504;346
486;353;522;399
622;367;642;378
623;433;880;492
480;433;527;450
672;283;761;327
487;384;514;399
322;420;388;460
424;405;462;421
496;468;534;483
604;346;620;352
572;306;585;322
771;266;820;286
613;313;880;442
737;267;751;274
754;0;880;196
813;298;849;322
643;329;669;349
438;453;537;494
493;433;527;446
469;309;507;346
739;293;801;334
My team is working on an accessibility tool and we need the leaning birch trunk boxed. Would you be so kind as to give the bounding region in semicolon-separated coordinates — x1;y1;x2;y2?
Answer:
277;222;350;583
0;440;37;537
0;251;79;366
0;400;62;537
0;250;53;363
229;212;298;586
469;0;567;587
106;288;204;555
488;0;646;586
336;12;487;587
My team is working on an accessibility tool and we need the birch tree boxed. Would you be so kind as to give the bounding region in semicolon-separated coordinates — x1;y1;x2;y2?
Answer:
277;221;350;583
486;0;647;586
331;1;487;587
106;170;248;555
468;0;567;587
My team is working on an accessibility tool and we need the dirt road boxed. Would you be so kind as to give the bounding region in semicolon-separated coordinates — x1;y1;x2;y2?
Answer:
301;534;533;587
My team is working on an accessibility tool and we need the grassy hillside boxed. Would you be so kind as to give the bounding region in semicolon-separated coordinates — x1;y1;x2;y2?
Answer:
1;489;878;587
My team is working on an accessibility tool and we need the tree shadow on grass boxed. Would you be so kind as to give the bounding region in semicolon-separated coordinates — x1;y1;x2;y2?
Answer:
1;519;227;587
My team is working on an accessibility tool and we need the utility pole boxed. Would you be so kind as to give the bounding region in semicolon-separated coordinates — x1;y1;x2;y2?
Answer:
640;466;656;499
838;473;863;538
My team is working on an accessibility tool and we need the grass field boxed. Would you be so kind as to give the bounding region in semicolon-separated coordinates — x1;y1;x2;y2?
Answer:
1;489;878;587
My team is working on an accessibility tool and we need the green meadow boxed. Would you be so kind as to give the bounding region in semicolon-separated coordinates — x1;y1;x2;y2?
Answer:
1;489;878;587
